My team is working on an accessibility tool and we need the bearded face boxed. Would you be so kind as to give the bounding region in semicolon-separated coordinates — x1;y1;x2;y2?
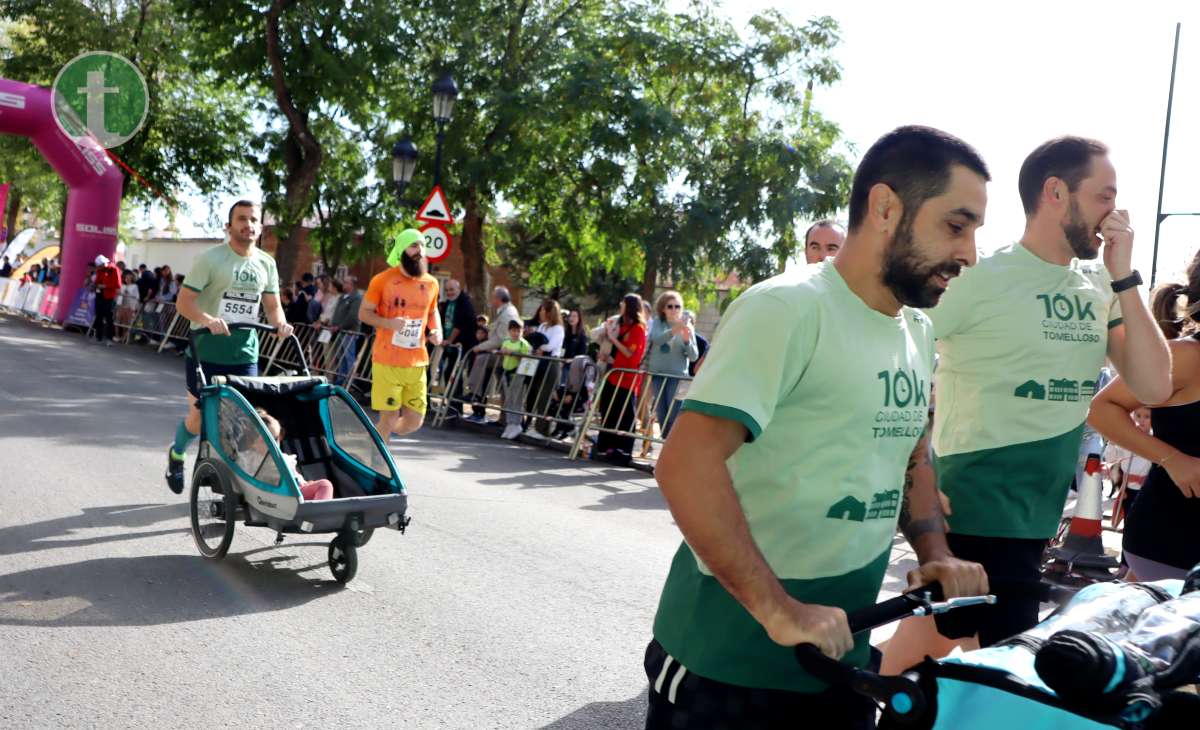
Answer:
401;247;427;277
1062;196;1101;260
881;209;964;309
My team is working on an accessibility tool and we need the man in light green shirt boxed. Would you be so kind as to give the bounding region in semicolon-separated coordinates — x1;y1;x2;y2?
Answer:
881;137;1173;672
645;126;990;729
165;200;294;494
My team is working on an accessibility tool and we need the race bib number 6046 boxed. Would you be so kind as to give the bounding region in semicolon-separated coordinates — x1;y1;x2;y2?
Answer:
391;317;424;349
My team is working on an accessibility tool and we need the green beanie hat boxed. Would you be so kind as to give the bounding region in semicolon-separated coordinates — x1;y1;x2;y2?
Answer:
387;228;423;267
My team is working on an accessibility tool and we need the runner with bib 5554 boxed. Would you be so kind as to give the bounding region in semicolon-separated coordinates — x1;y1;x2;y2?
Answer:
165;200;295;494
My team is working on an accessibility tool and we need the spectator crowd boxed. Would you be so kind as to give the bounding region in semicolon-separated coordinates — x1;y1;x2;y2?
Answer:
433;282;710;467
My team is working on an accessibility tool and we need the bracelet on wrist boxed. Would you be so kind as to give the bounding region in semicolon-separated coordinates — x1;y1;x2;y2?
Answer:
1160;451;1178;467
1111;270;1143;293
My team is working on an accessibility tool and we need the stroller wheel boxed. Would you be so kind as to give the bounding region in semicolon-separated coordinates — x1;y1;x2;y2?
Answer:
328;534;358;584
189;461;236;560
353;528;374;548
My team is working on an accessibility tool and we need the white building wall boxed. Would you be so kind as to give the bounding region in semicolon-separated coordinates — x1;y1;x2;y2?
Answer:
122;238;222;277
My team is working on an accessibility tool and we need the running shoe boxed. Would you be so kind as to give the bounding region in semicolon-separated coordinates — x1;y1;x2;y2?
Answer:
165;446;186;494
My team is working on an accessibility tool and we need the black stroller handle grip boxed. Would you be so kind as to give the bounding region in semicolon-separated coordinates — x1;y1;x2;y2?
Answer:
792;582;994;725
847;582;946;636
794;644;927;724
189;322;309;387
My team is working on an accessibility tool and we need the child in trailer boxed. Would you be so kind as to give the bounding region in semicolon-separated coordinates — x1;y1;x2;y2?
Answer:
237;407;334;501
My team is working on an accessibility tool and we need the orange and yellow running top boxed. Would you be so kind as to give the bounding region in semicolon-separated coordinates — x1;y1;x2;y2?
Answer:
364;268;440;368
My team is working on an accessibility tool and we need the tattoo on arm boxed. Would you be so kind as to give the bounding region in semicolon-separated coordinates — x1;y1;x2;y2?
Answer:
898;424;945;544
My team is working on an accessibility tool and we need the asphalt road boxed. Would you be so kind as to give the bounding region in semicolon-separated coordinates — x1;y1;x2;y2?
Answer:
0;315;676;729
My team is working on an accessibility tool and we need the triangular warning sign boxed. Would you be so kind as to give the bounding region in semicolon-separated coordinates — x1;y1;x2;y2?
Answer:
416;186;453;224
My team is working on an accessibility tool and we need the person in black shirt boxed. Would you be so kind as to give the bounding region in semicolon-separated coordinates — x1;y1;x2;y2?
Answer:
562;309;591;360
1088;249;1200;581
137;264;158;302
283;286;310;324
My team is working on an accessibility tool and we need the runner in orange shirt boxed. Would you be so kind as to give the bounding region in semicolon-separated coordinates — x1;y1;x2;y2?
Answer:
358;229;442;440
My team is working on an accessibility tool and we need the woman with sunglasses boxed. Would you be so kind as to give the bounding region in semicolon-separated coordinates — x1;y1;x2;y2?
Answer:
645;291;699;444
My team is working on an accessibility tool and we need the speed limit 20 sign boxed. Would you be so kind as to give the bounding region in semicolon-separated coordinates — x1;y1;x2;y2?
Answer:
419;223;452;263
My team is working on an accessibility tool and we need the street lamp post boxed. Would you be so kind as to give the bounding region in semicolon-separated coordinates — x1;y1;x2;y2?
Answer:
391;137;419;203
390;73;458;204
430;73;458;188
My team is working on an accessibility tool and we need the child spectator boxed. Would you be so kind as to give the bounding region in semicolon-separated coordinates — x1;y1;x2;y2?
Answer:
116;270;141;332
1105;406;1153;524
500;319;533;440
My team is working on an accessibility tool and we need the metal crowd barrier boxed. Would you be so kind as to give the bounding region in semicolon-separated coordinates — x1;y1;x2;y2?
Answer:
426;343;464;412
0;290;697;472
431;349;598;440
261;322;370;387
113;293;143;342
0;280;65;322
0;279;48;317
567;366;692;463
0;277;18;312
111;299;184;349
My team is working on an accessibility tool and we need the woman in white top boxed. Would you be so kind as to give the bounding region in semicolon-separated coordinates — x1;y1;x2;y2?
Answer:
314;276;342;370
316;274;339;322
525;298;565;438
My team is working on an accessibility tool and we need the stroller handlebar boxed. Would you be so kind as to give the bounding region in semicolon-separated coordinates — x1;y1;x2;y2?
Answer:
189;321;310;387
794;581;995;725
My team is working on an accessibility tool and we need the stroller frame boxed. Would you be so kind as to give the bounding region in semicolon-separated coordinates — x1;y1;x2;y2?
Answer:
186;322;410;583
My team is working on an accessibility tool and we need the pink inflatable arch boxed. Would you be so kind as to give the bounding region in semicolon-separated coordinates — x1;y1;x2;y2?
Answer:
0;78;123;322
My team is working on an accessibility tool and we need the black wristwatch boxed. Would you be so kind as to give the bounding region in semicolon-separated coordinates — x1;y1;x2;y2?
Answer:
1111;270;1142;294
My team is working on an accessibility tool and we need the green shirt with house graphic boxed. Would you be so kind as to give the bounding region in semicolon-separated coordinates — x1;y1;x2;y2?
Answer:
652;262;935;692
926;243;1121;539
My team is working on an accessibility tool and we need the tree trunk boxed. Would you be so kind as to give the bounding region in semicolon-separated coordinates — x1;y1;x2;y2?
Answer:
460;185;486;299
640;252;658;302
273;130;322;285
266;0;323;286
6;188;22;243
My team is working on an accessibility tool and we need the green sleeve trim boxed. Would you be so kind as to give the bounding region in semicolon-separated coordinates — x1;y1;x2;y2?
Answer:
1108;317;1123;330
262;289;279;295
182;284;203;293
681;399;762;442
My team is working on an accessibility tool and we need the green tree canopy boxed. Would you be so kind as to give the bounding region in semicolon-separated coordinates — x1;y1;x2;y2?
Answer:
0;0;254;206
385;1;851;299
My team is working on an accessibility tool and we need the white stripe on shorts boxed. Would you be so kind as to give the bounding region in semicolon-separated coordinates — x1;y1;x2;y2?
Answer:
667;666;687;704
653;655;674;694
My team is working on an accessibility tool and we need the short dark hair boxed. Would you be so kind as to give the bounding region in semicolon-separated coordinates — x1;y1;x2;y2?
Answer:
804;219;844;243
507;319;523;331
1017;136;1109;216
301;272;315;283
227;199;258;225
847;125;990;231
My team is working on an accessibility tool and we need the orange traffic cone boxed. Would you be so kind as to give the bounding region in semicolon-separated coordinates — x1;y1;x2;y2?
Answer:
1050;453;1119;571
